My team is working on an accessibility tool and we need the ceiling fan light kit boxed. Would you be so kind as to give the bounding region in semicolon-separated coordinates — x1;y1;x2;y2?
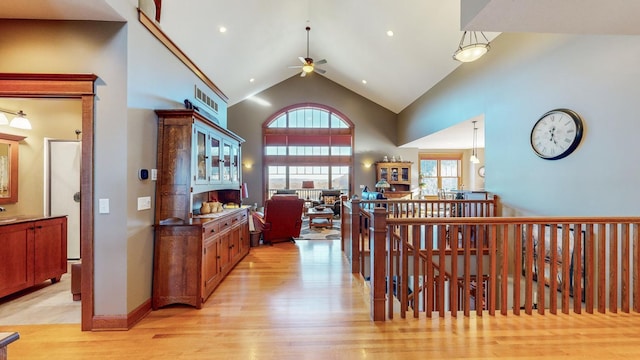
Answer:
453;31;490;62
288;26;327;77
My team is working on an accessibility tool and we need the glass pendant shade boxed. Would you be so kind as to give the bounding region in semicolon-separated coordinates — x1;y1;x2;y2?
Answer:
453;31;490;63
9;111;32;130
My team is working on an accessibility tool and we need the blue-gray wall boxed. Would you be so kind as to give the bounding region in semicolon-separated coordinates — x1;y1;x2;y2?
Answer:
399;33;638;216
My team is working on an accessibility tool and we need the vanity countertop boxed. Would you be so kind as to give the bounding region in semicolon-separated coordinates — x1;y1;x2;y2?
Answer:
0;214;67;226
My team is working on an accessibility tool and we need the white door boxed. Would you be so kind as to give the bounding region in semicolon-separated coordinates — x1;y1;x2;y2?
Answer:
47;140;81;259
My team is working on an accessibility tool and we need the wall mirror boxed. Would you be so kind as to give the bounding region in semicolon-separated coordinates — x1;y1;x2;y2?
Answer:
0;132;25;204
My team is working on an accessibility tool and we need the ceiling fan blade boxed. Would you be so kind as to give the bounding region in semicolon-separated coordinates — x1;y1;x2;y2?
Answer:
300;71;307;78
288;65;303;69
314;68;326;74
298;57;307;64
315;59;327;65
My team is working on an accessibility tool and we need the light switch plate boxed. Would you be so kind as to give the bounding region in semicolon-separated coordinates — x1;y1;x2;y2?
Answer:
151;169;157;181
99;198;110;214
137;196;152;211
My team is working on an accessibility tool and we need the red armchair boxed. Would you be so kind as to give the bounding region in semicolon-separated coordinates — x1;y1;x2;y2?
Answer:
252;195;304;244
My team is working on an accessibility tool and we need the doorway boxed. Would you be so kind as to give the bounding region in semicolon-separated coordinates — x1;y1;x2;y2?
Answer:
0;73;97;330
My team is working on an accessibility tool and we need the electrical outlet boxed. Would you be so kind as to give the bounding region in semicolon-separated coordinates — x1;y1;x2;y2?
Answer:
359;184;365;189
151;169;157;181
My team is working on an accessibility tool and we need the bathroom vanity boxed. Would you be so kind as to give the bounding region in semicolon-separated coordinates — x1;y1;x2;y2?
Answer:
0;215;67;298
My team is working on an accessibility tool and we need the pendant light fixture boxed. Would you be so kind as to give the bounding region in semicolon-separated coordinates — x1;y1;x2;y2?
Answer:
453;31;490;63
0;108;32;130
470;120;480;164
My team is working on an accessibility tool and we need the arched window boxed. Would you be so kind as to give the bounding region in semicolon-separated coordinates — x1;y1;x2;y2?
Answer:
263;103;354;200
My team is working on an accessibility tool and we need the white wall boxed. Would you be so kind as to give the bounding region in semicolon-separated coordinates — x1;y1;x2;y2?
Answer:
399;33;640;216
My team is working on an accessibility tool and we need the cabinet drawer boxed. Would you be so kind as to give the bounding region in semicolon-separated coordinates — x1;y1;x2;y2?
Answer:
235;211;248;224
202;221;219;240
218;216;234;232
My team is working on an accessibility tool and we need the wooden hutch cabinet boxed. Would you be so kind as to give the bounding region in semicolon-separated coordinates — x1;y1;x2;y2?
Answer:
375;161;413;199
152;109;250;309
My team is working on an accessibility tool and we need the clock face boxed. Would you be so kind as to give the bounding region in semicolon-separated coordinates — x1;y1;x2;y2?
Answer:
530;109;584;160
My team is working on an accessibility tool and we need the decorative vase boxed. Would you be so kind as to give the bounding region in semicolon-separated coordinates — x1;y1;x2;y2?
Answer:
200;202;211;214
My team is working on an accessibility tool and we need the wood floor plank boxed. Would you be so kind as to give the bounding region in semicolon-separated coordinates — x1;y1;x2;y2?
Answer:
2;239;640;359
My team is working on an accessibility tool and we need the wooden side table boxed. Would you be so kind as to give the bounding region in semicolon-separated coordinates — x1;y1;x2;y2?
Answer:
307;208;334;228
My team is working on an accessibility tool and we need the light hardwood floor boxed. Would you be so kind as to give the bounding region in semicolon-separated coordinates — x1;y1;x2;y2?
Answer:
0;263;80;326
2;239;640;359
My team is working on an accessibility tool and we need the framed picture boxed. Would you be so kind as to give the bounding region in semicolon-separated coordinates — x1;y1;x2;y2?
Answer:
522;224;585;298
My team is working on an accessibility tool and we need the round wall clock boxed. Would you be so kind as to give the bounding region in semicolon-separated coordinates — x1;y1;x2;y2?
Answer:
530;108;584;160
478;166;485;178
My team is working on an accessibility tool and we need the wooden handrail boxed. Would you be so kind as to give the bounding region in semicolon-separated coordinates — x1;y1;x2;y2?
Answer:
339;200;640;321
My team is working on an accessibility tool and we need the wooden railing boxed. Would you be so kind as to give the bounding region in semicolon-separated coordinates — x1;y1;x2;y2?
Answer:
353;210;640;321
340;196;498;279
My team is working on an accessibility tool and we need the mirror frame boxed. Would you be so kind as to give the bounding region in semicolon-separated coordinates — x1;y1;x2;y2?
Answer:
0;132;26;204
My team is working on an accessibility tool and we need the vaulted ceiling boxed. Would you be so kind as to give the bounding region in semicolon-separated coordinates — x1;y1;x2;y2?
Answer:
2;0;639;148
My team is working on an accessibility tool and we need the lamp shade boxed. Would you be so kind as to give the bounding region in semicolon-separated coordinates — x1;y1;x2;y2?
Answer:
301;181;314;189
0;113;8;126
453;31;490;63
9;111;32;130
375;179;390;188
241;182;249;199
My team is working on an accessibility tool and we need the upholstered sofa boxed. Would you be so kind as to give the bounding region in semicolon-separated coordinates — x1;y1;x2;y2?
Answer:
360;187;387;210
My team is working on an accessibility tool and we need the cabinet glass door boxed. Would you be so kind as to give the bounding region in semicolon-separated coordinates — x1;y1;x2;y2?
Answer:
222;142;231;182
401;167;409;182
194;127;208;184
209;134;221;183
391;168;399;181
380;167;388;181
230;145;239;184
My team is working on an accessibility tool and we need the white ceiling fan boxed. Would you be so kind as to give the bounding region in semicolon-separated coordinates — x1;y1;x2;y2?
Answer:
288;26;327;77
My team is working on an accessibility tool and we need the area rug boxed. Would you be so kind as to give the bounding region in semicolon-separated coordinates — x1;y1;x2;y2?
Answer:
297;216;341;240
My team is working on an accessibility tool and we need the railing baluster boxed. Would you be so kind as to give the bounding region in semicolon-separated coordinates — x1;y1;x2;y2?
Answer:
514;224;522;316
609;223;618;313
561;223;571;314
586;224;595;313
573;223;583;314
500;224;508;316
621;223;630;313
634;223;640;313
524;224;534;315
451;224;458;317
476;224;484;316
598;223;607;314
412;225;420;318
536;223;545;315
488;224;497;316
426;224;434;318
549;224;558;314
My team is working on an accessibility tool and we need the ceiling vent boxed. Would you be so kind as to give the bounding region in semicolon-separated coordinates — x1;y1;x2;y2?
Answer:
194;85;218;113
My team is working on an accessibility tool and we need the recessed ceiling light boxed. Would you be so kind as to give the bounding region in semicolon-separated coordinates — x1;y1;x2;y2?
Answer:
386;30;394;37
249;78;255;83
219;26;227;33
362;80;367;84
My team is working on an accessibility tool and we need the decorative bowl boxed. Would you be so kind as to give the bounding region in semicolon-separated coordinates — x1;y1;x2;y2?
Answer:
314;205;325;211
